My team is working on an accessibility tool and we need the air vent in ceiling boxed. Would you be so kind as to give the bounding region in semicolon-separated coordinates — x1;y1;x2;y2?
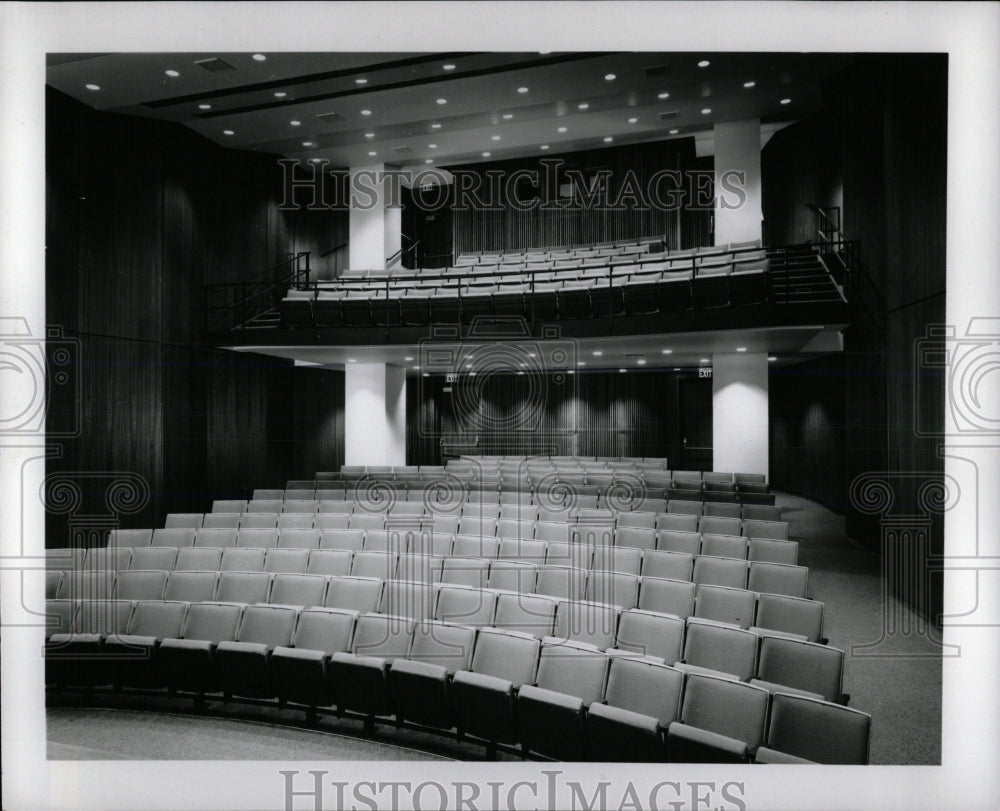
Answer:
644;63;672;78
658;110;680;120
194;57;236;73
391;146;413;154
315;112;343;122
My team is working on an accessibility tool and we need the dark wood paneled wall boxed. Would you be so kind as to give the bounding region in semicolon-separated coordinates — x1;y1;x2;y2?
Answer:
762;54;947;621
412;139;711;256
45;88;347;541
407;370;695;466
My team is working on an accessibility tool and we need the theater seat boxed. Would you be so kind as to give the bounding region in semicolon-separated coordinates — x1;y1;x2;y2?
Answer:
160;602;244;697
755;693;871;764
492;592;558;639
637;576;696;619
516;638;610;759
673;618;759;682
216;604;299;699
612;608;685;664
751;593;824;643
694;584;757;629
667;673;769;762
324;576;384;613
750;636;845;703
388;619;477;730
586;657;684;762
328;614;416;729
100;600;188;688
45;598;133;688
553;599;620;650
271;607;358;714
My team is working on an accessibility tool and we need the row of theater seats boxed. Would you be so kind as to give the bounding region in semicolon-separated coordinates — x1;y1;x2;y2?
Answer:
46;598;867;763
452;235;665;264
203;503;787;534
280;242;770;327
47;543;809;602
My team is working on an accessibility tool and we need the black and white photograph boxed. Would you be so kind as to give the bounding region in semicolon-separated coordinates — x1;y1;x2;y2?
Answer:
1;2;998;809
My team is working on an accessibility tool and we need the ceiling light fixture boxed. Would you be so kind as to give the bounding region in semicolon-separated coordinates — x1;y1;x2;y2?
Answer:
540;144;550;150
198;103;211;110
290;120;301;126
252;53;267;62
361;109;372;116
422;373;429;377
482;151;491;157
701;108;712;115
578;361;586;367
768;356;777;362
85;83;100;91
780;98;792;105
698;60;711;68
578;103;589;110
431;123;441;129
491;135;501;141
662;349;673;354
502;113;513;120
302;141;314;147
404;356;414;361
355;78;368;85
669;128;679;135
443;64;456;71
700;358;710;363
164;69;180;77
628;117;638;123
619;368;627;373
517;86;529;94
347;359;357;363
743;80;756;88
428;143;437;148
368;151;377;156
558;126;567;133
593;350;603;356
274;91;287;98
223;130;234;135
605;73;616;81
637;359;646;365
425;159;433;164
309;158;321;163
365;132;375;138
736;347;747;352
658;92;670;99
603;136;613;143
436;98;447;105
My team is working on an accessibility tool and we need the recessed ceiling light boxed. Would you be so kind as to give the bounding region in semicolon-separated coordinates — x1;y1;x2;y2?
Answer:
603;136;613;143
619;368;627;373
491;135;501;141
578;361;586;367
502;113;513;120
425;159;433;164
593;350;603;356
736;347;747;352
355;78;368;85
698;60;711;68
414;365;420;370
517;371;525;376
223;130;234;136
365;132;375;138
361;109;372;116
673;367;680;371
628;117;638;124
431;123;442;129
540;144;550;150
662;349;673;354
701;108;712;115
517;87;529;94
700;358;710;363
743;81;756;88
403;356;414;361
302;141;314;147
658;92;670;99
443;64;456;71
605;73;616;81
578;103;589;110
780;98;792;105
198;103;211;110
436;98;447;105
347;359;357;363
558;126;567;133
309;158;321;163
428;144;437;149
367;151;378;157
568;370;575;375
669;128;679;135
768;356;777;362
482;151;491;157
274;91;287;98
637;359;646;365
252;53;267;62
164;69;180;77
290;120;301;126
528;352;536;358
85;83;100;91
422;372;429;377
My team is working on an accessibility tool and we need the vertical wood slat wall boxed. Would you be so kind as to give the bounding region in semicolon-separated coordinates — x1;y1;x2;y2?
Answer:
433;139;711;256
45;88;347;540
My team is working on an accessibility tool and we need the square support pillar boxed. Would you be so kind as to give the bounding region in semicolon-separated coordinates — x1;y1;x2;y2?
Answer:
344;362;407;466
712;353;769;478
348;164;403;271
714;119;763;247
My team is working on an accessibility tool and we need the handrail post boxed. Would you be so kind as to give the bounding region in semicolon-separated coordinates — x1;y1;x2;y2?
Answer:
608;262;614;332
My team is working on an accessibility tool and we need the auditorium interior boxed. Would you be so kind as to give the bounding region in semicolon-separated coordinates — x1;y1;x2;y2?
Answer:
40;50;947;766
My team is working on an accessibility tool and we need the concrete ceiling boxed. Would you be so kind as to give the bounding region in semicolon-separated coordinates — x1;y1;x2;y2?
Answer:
47;51;849;170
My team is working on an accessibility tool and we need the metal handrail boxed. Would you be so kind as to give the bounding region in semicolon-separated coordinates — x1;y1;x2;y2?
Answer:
203;251;311;332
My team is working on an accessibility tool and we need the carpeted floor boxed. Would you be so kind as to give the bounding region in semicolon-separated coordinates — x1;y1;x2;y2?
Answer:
46;492;942;764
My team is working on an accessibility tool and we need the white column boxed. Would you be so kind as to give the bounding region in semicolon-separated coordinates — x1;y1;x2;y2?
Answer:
348;163;404;271
344;362;407;466
712;353;769;478
714;118;762;246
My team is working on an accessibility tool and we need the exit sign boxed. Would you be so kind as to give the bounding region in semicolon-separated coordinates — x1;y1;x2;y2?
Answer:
699;367;713;379
445;373;458;383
